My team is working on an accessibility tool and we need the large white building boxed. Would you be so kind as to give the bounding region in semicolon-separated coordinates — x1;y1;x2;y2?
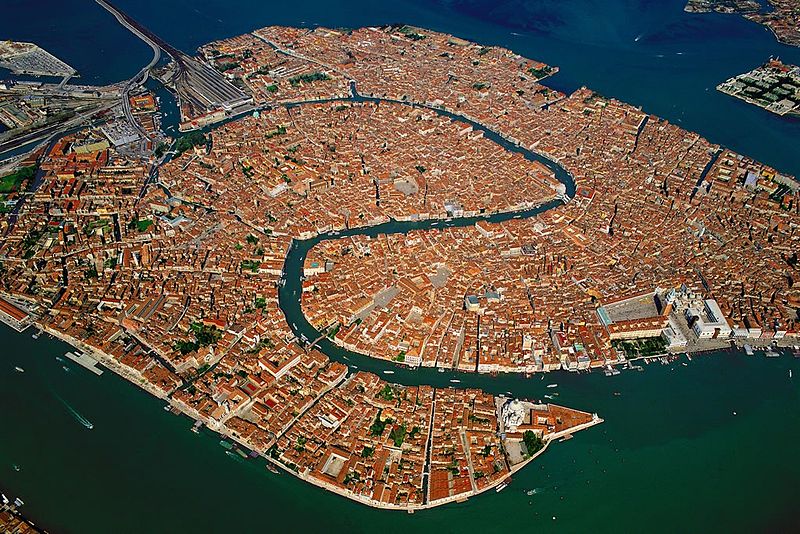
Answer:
685;299;732;340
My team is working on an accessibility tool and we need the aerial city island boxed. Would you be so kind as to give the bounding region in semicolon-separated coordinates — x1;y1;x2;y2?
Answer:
0;0;798;519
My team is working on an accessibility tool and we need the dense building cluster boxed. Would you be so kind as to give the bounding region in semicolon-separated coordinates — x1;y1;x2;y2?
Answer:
5;23;797;508
303;84;799;371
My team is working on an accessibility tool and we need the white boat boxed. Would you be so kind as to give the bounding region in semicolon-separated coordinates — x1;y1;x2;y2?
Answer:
546;384;558;388
14;366;24;373
495;482;508;492
382;370;394;375
449;379;461;384
14;497;24;507
437;368;445;373
1;494;8;505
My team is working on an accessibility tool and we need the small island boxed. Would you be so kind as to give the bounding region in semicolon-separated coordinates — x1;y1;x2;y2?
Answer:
717;58;800;117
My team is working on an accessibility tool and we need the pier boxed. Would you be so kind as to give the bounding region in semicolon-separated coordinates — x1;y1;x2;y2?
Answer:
64;351;104;376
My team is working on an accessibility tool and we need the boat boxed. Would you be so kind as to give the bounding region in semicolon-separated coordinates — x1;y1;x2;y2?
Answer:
191;420;203;434
613;392;621;396
744;344;754;356
546;384;558;388
266;463;280;474
163;404;172;411
12;464;20;472
1;494;8;505
544;394;554;400
58;395;93;429
495;482;509;492
449;379;461;384
526;489;538;496
14;366;24;373
62;365;70;372
382;370;394;375
437;368;445;373
14;497;24;507
559;434;573;442
765;349;780;358
219;440;234;450
790;370;793;379
55;356;65;363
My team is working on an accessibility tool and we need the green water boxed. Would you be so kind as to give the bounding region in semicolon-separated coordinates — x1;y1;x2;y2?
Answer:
2;325;799;533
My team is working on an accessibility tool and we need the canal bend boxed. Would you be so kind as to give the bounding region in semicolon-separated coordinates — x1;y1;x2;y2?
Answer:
259;84;579;394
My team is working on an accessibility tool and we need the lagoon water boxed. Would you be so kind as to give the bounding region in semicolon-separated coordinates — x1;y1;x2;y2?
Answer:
2;0;800;532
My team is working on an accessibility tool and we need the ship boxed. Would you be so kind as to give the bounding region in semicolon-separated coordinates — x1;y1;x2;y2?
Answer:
382;370;394;375
546;383;558;388
219;440;234;450
449;379;461;383
191;420;203;434
495;481;509;492
266;463;280;474
14;366;24;373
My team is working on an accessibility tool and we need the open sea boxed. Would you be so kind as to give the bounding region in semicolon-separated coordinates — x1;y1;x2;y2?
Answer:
1;1;799;532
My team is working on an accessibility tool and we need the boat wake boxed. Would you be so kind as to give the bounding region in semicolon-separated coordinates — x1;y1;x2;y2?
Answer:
54;393;94;430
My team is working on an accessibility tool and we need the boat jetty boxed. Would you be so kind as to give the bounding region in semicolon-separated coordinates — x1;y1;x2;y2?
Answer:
64;350;104;375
